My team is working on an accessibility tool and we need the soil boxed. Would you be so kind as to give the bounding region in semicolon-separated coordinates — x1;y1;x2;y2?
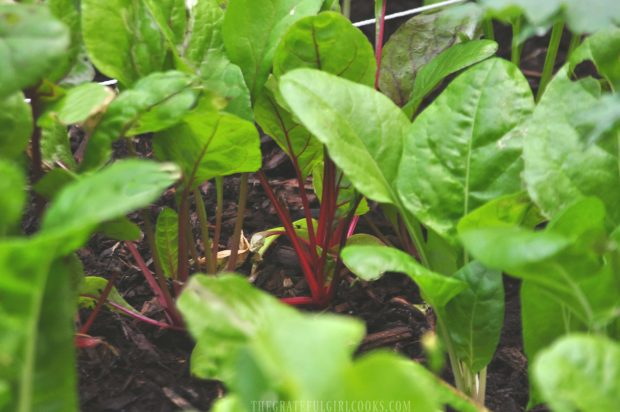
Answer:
76;1;568;411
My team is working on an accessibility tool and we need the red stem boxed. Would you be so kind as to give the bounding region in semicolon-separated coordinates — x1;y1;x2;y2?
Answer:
80;294;184;331
281;296;316;306
374;0;388;90
79;272;119;334
125;242;183;326
257;171;321;299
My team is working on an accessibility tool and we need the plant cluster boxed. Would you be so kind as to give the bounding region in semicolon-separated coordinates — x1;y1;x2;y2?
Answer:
1;0;620;411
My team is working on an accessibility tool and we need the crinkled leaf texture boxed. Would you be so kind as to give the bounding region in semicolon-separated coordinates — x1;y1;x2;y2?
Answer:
522;67;620;226
379;8;480;106
82;0;168;86
399;58;534;241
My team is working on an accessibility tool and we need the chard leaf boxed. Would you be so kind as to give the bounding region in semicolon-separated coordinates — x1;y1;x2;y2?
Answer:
0;92;32;161
199;50;253;121
0;241;80;412
47;0;83;83
273;11;376;86
457;192;543;232
479;0;620;34
341;245;467;308
182;0;224;65
404;39;498;117
81;71;199;171
82;0;167;87
0;4;70;99
522;68;620;225
0;160;26;236
378;9;480;106
42;160;181;254
280;69;407;205
39;120;72;171
222;0;323;100
255;85;322;179
444;261;504;373
79;276;138;315
40;82;114;126
399;58;534;241
155;207;179;279
534;335;620;412
570;27;620;91
340;352;440;411
98;217;142;241
520;282;587;408
153;110;261;189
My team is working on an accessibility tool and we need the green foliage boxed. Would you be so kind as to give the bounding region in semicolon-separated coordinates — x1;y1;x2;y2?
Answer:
534;335;620;412
155;207;179;279
378;8;480;106
81;0;168;87
273;11;376;86
0;92;32;161
222;0;324;99
179;274;482;411
0;4;70;99
153;109;261;190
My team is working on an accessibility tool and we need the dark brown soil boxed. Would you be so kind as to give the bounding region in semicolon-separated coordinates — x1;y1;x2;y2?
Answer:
77;1;568;411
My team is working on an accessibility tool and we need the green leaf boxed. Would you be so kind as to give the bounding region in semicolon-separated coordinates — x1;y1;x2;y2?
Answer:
520;282;587;408
182;0;224;65
459;226;572;274
574;93;620;145
222;0;323;99
399;58;534;241
81;71;199;171
522;68;620;225
0;92;31;161
255;83;322;178
0;239;77;412
280;69;408;204
82;0;167;87
570;28;620;91
404;39;498;117
33;168;77;200
198;50;253;121
31;255;81;412
0;4;70;98
0;160;26;236
155;207;179;279
341;245;467;308
47;0;83;83
378;9;480;106
153;110;261;189
457;192;544;233
178;274;299;380
444;261;504;373
480;0;620;34
534;334;620;412
79;276;139;315
340;352;440;411
40;121;77;170
273;11;376;86
98;217;142;241
42;160;180;253
41;82;114;126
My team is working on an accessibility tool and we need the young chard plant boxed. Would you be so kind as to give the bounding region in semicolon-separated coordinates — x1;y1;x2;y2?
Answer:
252;9;377;306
